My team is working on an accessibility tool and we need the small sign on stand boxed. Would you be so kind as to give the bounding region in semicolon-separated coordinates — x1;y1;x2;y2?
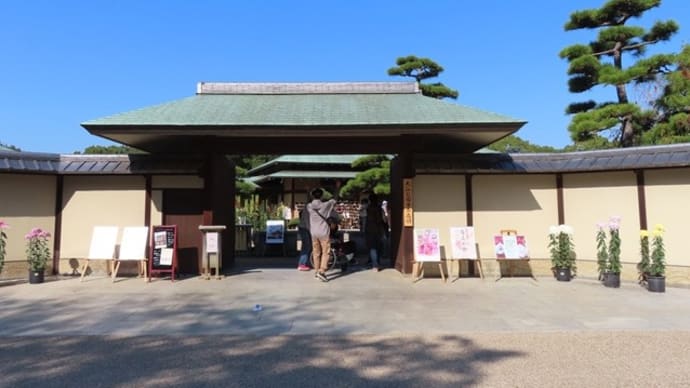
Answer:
199;225;226;279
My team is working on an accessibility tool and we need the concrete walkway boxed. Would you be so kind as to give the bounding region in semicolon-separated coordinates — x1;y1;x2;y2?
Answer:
2;263;690;387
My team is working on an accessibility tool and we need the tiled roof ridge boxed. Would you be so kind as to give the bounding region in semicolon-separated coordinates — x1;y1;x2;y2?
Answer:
511;143;690;159
196;82;420;95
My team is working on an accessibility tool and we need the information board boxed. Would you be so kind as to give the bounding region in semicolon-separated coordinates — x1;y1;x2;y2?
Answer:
149;225;177;281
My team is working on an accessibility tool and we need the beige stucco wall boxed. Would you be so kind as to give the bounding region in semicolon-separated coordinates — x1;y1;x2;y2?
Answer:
60;176;146;262
413;175;467;259
150;190;163;226
152;175;203;189
0;174;56;276
644;168;690;267
473;174;558;260
563;172;640;276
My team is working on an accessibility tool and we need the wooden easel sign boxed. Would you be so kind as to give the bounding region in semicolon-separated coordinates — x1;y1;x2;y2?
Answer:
448;226;482;280
449;226;477;259
112;226;149;282
412;228;445;282
80;226;118;282
413;228;441;262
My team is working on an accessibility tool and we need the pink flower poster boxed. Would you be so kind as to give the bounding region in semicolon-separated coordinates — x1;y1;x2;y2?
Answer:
494;235;529;259
414;228;441;262
450;226;477;259
494;235;506;259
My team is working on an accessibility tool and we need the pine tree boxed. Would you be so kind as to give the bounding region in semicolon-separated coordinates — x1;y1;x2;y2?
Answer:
560;0;678;148
388;55;458;99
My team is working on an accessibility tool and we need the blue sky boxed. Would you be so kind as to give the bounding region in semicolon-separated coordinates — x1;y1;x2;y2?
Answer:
1;0;688;153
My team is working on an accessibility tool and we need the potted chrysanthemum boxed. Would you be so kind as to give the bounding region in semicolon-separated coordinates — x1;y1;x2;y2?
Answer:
637;229;651;285
647;224;666;293
25;227;51;284
548;224;576;281
0;220;8;275
598;216;622;288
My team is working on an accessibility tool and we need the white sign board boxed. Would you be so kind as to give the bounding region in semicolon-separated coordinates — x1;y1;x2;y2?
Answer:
265;220;285;244
449;226;477;259
159;248;173;266
206;232;219;253
88;226;118;260
413;228;441;262
118;226;149;261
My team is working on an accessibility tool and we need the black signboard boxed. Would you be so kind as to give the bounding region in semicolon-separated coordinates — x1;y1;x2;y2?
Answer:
149;225;177;281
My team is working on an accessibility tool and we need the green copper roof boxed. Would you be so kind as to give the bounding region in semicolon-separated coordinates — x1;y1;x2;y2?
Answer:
83;94;522;127
81;82;526;154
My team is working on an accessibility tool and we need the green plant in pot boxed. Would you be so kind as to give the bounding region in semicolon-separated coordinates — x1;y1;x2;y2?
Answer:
0;220;8;275
604;216;622;288
637;229;651;285
647;224;666;293
548;224;576;281
25;227;51;284
596;223;608;281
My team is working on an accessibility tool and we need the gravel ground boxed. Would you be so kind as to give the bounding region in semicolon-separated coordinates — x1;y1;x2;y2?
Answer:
2;332;689;388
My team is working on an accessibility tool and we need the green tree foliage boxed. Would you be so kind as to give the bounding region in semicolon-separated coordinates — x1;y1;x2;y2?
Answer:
230;155;275;197
644;44;690;144
487;135;559;153
339;155;390;199
0;141;21;151
560;0;679;148
388;55;459;99
74;145;142;154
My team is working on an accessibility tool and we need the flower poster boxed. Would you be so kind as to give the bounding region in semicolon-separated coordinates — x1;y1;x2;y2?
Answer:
494;235;529;259
414;228;441;262
516;235;529;259
494;235;506;259
449;226;477;259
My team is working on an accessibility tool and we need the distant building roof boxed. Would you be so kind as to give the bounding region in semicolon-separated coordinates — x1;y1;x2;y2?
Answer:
248;170;359;184
248;154;367;176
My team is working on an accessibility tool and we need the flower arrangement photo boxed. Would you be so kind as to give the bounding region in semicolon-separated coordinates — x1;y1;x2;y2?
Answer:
25;227;51;284
548;224;576;281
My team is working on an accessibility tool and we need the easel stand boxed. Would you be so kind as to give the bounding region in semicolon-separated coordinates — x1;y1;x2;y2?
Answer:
445;259;484;282
412;261;446;283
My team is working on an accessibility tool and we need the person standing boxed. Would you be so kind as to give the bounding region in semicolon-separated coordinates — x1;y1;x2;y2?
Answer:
296;201;312;271
307;188;336;282
365;193;386;271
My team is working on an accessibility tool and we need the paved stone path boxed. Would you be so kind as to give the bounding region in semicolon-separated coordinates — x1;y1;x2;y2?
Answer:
2;265;690;387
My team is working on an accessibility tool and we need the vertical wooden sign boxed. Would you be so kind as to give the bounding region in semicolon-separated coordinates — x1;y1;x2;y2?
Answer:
403;178;414;227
